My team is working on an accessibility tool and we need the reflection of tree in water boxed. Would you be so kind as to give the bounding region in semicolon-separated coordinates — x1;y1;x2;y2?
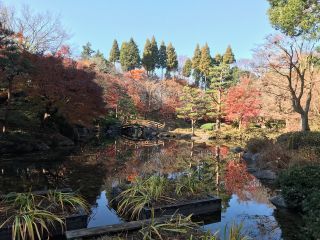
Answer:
225;160;256;201
224;160;273;204
0;148;106;205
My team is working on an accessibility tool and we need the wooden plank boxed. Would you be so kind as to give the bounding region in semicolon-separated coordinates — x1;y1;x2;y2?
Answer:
66;216;172;240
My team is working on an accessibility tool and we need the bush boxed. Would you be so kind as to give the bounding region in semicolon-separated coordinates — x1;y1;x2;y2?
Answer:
302;192;320;239
277;165;320;208
200;123;215;131
257;143;291;171
246;137;272;154
277;131;320;150
95;116;120;128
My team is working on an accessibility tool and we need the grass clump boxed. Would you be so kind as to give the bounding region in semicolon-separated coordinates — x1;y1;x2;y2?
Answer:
114;172;214;220
0;190;89;240
94;218;250;240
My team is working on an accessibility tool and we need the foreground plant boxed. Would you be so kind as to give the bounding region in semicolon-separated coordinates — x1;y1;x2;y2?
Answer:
115;176;174;219
0;190;89;240
47;190;90;214
139;213;201;240
223;222;250;240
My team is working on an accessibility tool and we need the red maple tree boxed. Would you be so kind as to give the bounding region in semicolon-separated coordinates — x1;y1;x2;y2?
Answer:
225;77;261;129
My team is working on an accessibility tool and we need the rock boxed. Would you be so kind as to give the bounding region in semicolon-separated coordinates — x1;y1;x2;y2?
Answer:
50;134;74;147
253;169;277;180
270;195;289;208
231;146;244;153
252;153;261;162
242;152;253;162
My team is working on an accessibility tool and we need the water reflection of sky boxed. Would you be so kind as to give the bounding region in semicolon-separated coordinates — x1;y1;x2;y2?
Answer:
0;140;296;239
88;192;282;240
204;194;281;240
88;190;122;228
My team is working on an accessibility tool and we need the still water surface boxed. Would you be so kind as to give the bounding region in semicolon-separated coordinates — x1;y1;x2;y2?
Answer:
0;138;301;239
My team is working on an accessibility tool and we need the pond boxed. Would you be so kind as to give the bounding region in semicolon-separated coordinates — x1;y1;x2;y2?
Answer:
0;138;301;240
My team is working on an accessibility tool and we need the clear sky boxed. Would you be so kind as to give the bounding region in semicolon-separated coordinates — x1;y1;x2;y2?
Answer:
3;0;275;60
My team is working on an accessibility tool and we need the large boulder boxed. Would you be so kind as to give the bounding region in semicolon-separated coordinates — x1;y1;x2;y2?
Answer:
253;169;277;180
270;195;290;208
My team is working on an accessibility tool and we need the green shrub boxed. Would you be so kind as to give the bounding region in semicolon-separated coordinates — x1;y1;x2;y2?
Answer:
277;131;320;149
302;192;320;239
200;123;215;131
246;137;272;154
278;165;320;208
95;116;120;128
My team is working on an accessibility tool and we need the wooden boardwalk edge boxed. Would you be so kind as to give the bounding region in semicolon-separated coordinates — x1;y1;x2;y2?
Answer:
66;216;172;239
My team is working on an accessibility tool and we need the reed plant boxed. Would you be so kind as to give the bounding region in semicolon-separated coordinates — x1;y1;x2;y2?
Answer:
0;190;89;240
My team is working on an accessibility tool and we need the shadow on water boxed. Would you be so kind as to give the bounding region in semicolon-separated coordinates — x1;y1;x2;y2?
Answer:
0;137;303;240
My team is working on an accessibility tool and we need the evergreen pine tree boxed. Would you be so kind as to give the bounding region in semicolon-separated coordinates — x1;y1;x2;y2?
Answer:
150;36;159;70
120;38;141;71
214;53;223;65
127;38;141;70
192;44;202;86
208;63;233;130
166;42;178;76
182;58;192;78
81;42;95;59
142;38;155;75
158;41;167;79
109;39;120;64
199;43;212;88
223;45;236;64
176;86;209;135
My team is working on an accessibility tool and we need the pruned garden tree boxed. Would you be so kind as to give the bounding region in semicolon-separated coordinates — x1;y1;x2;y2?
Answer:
176;86;209;136
208;63;233;130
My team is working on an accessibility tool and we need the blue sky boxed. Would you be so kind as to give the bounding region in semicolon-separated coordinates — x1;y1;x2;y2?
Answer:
3;0;274;60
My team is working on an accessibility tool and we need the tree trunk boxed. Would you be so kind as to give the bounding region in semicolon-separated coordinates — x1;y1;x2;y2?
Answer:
191;119;195;136
238;119;242;130
2;78;13;134
115;105;118;118
215;89;222;131
301;112;310;131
